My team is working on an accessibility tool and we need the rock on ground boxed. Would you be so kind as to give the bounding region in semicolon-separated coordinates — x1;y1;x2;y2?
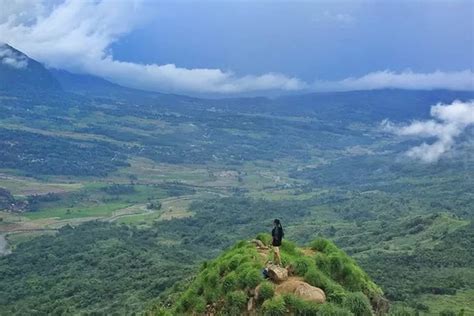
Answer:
266;264;288;283
276;278;326;303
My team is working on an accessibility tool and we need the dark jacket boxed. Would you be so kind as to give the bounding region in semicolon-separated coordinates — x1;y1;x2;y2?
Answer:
272;226;283;246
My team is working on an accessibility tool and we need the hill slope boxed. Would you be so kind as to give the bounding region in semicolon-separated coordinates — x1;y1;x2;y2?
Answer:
152;235;386;315
0;43;61;92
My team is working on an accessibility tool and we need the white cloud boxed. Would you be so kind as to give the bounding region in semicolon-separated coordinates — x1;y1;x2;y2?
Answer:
382;100;474;163
0;0;472;94
0;0;305;94
0;43;27;68
314;70;474;92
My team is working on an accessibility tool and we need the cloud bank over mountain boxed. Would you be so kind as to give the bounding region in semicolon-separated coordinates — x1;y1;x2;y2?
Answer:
0;43;28;69
0;0;473;94
383;100;474;163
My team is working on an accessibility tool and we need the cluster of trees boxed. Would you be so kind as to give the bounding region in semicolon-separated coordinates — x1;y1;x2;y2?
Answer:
26;193;61;212
0;128;129;176
0;196;315;314
357;222;474;303
0;222;200;314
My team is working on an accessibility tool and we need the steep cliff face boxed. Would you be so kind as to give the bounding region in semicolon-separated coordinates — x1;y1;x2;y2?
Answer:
151;235;388;315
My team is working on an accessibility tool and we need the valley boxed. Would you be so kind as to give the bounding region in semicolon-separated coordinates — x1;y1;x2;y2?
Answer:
0;46;473;315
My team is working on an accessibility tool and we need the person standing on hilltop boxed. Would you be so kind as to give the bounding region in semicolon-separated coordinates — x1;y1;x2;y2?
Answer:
272;219;284;266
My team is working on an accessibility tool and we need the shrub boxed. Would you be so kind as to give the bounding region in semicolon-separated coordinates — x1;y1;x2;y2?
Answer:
204;287;219;303
256;233;272;246
262;296;286;316
242;268;263;289
310;238;338;253
222;271;238;293
218;259;229;276
203;269;219;287
325;286;345;304
293;257;314;276
314;254;331;275
225;290;248;315
341;264;367;292
343;292;373;316
305;268;331;289
258;281;275;302
175;290;197;313
317;303;353;316
328;254;345;278
194;297;206;314
283;294;320;315
234;240;247;249
228;254;244;270
281;240;299;256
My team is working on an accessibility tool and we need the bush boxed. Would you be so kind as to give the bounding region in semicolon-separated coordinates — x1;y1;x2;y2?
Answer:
305;268;331;289
343;292;373;316
228;254;244;270
256;233;272;246
326;285;347;304
204;287;219;303
293;257;314;276
328;254;345;278
262;296;286;316
281;240;299;256
315;252;331;274
341;264;367;291
194;297;206;314
222;271;238;293
310;238;338;253
225;290;248;315
242;268;263;289
175;290;197;313
283;294;320;315
203;269;219;287
317;303;353;316
258;281;275;302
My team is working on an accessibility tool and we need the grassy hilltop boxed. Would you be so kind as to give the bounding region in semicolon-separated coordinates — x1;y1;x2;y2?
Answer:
151;235;385;316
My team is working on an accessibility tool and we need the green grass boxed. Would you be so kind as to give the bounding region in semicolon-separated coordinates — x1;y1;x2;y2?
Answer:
418;289;474;315
22;184;171;220
6;231;57;248
23;201;131;220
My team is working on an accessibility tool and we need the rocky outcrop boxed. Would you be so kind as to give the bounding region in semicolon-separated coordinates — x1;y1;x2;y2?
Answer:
266;264;288;283
276;279;326;303
294;282;326;303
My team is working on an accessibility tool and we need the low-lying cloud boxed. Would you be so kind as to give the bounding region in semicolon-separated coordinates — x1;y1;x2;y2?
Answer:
382;100;474;163
0;43;27;69
0;0;473;94
315;70;474;92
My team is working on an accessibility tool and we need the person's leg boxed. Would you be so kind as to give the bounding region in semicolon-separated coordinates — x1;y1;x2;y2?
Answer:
273;246;281;266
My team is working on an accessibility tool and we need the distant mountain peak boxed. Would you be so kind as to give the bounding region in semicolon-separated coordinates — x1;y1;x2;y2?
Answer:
0;43;61;92
0;43;29;70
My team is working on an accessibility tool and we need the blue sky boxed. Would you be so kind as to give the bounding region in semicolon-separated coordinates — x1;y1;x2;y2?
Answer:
112;1;474;81
0;0;473;95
